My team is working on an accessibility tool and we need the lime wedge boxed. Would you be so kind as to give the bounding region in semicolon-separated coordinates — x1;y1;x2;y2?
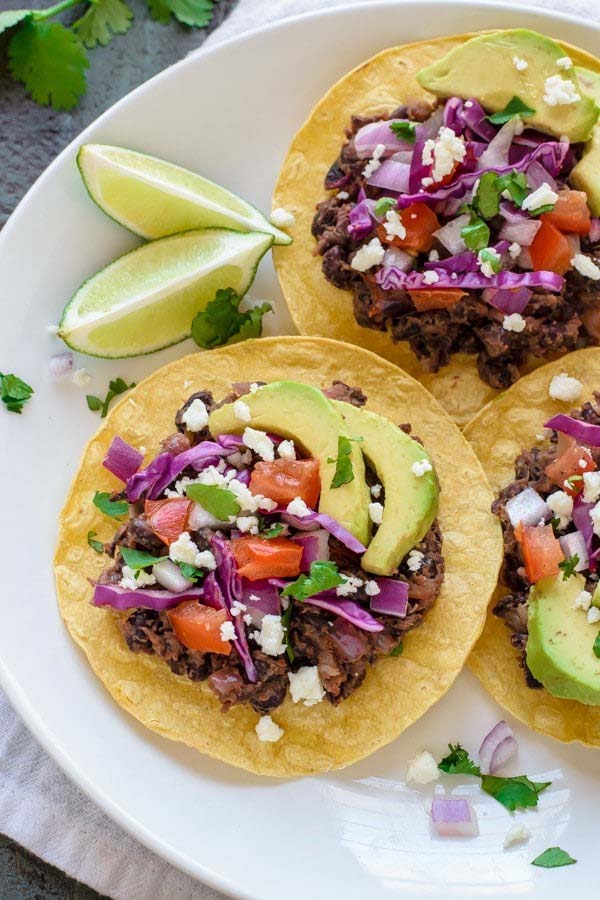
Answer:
58;229;273;358
77;144;292;247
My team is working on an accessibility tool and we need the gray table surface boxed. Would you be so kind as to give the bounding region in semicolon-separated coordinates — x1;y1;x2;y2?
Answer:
0;0;236;894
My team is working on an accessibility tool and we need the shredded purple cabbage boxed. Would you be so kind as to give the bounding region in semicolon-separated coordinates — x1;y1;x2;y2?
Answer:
211;534;257;682
303;593;384;632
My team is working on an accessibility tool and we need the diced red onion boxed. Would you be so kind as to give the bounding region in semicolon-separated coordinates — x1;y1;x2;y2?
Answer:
433;214;469;256
498;218;541;247
545;414;600;447
573;496;595;563
566;234;581;258
526;159;556;191
590;218;600;243
281;512;320;532
483;287;532;315
92;582;204;611
559;531;589;571
329;617;369;659
369;578;408;617
390;150;414;165
443;96;464;134
479;720;517;774
504;487;551;527
152;558;194;593
517;246;534;270
383;247;413;272
303;593;383;632
292;529;330;572
431;798;479;837
367;159;410;193
103;436;143;482
414;106;443;141
354;119;413;158
49;352;73;379
477;117;522;171
408;138;430;192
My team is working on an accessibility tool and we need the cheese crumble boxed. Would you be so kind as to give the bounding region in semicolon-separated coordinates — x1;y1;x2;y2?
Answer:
522;182;558;213
368;501;384;525
288;666;325;706
242;427;275;461
571;254;600;280
412;459;432;477
270;207;295;228
181;398;209;432
351;237;385;272
513;56;528;71
219;620;236;642
233;399;251;422
255;715;284;743
543;74;580;106
548;373;583;402
502;313;526;333
406;750;439;784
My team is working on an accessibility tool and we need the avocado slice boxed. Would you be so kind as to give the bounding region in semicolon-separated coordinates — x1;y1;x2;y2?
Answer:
417;29;599;143
570;68;600;215
208;381;371;546
334;402;438;576
527;574;600;705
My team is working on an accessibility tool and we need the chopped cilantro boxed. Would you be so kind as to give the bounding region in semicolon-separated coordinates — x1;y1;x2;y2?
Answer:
559;554;580;580
185;483;241;520
461;214;490;252
390;120;416;143
0;371;34;414
86;376;136;418
475;171;502;219
178;562;205;581
531;847;576;868
389;642;403;657
529;203;556;217
73;0;133;49
488;96;535;125
120;547;167;570
146;0;216;27
327;435;362;489
375;197;397;217
565;474;583;491
87;530;104;554
281;600;295;663
93;491;128;519
282;561;344;601
550;515;561;530
191;288;272;350
479;247;502;274
480;774;551;811
497;171;529;207
438;743;481;776
594;631;600;659
261;522;285;539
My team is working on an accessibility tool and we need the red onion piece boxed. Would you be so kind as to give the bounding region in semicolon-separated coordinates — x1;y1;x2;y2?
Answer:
103;436;143;482
573;497;595;564
415;106;443;141
292;529;330;572
367;159;411;192
152;559;194;593
559;531;589;570
504;487;551;527
369;578;409;617
390;149;414;165
92;582;204;611
49;352;73;379
431;798;479;837
329;617;369;659
279;509;366;553
545;414;600;447
383;247;413;272
498;218;541;247
354;119;413;158
566;234;581;258
281;512;320;532
489;736;518;775
433;214;469;256
478;720;516;774
526;159;556;191
590;218;600;243
517;246;534;270
483;287;532;315
477;117;521;170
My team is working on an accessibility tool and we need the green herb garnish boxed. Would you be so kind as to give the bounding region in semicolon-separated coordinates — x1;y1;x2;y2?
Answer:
529;204;556;217
87;530;104;553
327;435;362;489
531;847;576;868
593;631;600;659
261;522;286;539
178;562;205;582
389;120;416;143
121;547;167;570
480;774;551;811
93;491;128;519
191;287;272;350
479;247;502;274
497;171;529;207
559;554;580;581
185;483;241;520
461;215;490;252
488;96;535;125
389;642;404;657
282;601;295;663
374;197;397;217
282;561;344;601
87;377;135;418
474;171;502;219
0;372;34;414
438;743;481;776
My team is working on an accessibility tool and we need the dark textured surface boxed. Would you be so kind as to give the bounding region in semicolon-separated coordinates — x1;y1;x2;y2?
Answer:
0;2;236;893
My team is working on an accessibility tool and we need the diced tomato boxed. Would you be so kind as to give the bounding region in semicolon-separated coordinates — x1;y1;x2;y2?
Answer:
377;202;440;254
249;458;320;508
529;218;572;275
545;445;596;495
543;190;591;236
409;289;467;312
231;536;303;581
521;524;564;583
145;498;192;545
168;602;231;654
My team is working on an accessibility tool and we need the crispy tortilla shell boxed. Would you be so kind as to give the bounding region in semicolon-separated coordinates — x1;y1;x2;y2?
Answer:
272;33;600;426
465;348;600;746
55;337;501;775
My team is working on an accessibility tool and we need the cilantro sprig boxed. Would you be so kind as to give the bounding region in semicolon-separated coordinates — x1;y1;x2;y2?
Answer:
87;530;104;553
0;0;223;111
559;554;580;580
282;561;344;601
93;491;128;519
120;547;167;570
593;631;600;659
389;121;416;143
281;600;295;663
438;743;481;776
532;847;577;868
0;371;34;414
185;483;241;520
191;288;272;350
87;377;136;418
389;642;403;657
461;215;490;253
374;197;396;218
327;436;362;489
178;562;205;582
261;522;286;539
487;96;535;125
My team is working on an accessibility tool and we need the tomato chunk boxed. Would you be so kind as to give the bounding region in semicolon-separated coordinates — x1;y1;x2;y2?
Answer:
545;445;596;495
409;289;467;312
529;218;572;275
168;602;231;654
377;202;440;254
543;190;591;236
231;536;303;581
521;524;564;583
249;458;320;508
145;498;192;545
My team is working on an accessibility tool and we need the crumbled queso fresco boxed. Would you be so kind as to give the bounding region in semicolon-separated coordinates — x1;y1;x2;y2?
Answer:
502;313;526;333
242;427;275;461
571;253;600;280
351;236;386;272
405;750;439;785
421;127;466;183
546;490;573;530
407;549;424;572
181;397;209;432
219;620;236;642
543;74;580;106
362;142;386;179
288;666;325;706
521;182;558;212
383;209;407;240
287;496;311;518
255;714;284;743
252;614;286;656
583;471;600;504
270;207;296;228
368;501;384;525
548;373;583;402
233;398;251;422
412;459;433;477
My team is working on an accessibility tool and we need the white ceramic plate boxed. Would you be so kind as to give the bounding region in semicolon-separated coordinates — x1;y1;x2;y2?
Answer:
1;3;598;897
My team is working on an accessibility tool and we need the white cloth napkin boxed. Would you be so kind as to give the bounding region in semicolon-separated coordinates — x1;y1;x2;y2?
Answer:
1;2;598;899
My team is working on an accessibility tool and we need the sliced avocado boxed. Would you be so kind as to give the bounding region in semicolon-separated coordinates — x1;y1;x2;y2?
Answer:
570;68;600;215
527;574;600;705
417;29;599;143
208;381;371;546
334;402;438;576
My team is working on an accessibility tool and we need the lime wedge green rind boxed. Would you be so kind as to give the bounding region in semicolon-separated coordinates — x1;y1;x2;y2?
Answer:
77;144;293;247
58;228;273;358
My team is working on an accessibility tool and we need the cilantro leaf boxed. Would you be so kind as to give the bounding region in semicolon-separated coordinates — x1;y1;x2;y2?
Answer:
0;9;31;37
488;96;535;125
479;247;502;274
9;20;88;110
480;774;551;811
178;562;205;581
166;0;215;27
121;547;167;570
497;171;529;207
389;642;403;657
0;371;34;414
529;204;556;217
261;522;285;539
282;561;344;601
559;554;580;580
593;631;600;659
185;483;241;520
375;197;396;217
389;120;416;143
86;395;102;412
461;215;490;252
438;743;481;776
73;0;133;49
93;491;128;519
281;600;295;663
87;530;104;554
531;847;576;868
191;288;272;350
145;0;171;23
327;435;360;489
474;171;502;219
87;377;135;418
